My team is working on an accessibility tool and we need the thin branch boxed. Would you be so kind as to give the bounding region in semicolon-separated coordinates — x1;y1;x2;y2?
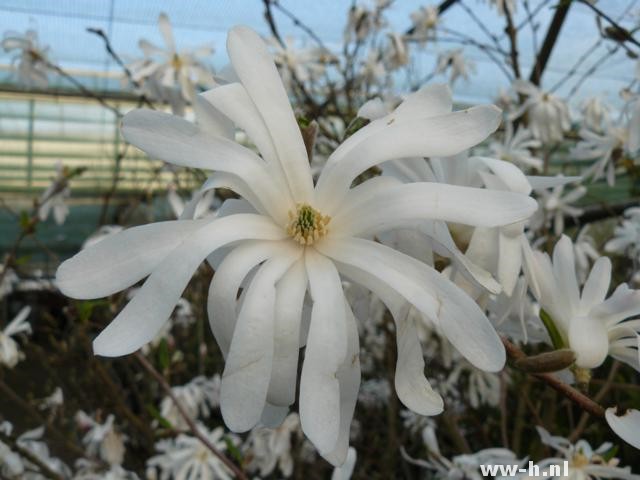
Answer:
529;0;573;85
134;353;248;480
578;0;640;49
270;0;328;51
504;3;521;78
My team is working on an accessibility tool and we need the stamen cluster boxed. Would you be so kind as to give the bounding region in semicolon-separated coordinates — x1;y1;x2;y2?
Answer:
287;203;330;245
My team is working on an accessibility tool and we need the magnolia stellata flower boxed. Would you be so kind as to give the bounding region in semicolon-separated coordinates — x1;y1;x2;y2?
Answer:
270;36;329;87
581;96;611;132
528;179;586;236
532;426;638;479
1;29;50;88
129;13;215;111
158;375;221;430
38;160;70;226
605;207;640;262
245;412;300;478
0;425;71;478
75;411;126;466
524;235;640;370
436;48;475;85
510;80;571;144
0;306;31;368
409;5;439;42
383;32;409;70
489;121;543;170
56;26;537;465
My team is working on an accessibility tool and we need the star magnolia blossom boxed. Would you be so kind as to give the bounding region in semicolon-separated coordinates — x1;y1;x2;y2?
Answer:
56;26;537;465
1;29;50;88
525;235;640;370
0;306;31;368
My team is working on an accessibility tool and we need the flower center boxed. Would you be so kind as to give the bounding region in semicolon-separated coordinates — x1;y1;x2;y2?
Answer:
171;54;183;71
287;204;330;245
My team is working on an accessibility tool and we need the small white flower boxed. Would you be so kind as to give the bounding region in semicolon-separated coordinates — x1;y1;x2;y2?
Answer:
75;411;126;466
581;96;610;132
158;375;221;430
383;32;409;70
0;306;31;368
510;80;571;144
270;36;329;87
531;426;637;479
57;26;537;466
38;160;70;226
409;5;439;42
147;425;236;480
605;207;640;262
1;29;50;88
245;412;300;478
525;235;640;370
529;179;586;236
436;49;475;85
489;122;543;170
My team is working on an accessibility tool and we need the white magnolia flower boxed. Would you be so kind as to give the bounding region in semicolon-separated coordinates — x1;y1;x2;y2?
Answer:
572;117;639;185
511;80;571;144
245;412;300;478
1;29;50;88
383;32;409;70
56;26;537;466
436;49;475;85
489;122;543;170
129;13;215;110
530;426;637;479
402;424;524;479
529;179;586;236
0;306;31;368
605;207;640;262
0;267;18;300
525;235;640;370
409;5;439;42
344;3;385;43
159;375;221;430
38;160;70;225
147;426;235;480
75;411;126;466
581;96;610;132
270;36;329;87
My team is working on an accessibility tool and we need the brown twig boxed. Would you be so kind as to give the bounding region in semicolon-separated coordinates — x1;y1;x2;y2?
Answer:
529;0;573;85
134;352;248;480
0;430;64;480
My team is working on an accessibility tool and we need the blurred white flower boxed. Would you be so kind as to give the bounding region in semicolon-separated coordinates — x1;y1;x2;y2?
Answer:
489;122;543;170
159;375;221;430
147;425;236;480
57;26;537;466
129;13;215;112
73;462;139;480
0;306;31;368
436;49;475;85
511;80;571;144
383;32;409;70
39;387;64;411
358;378;391;407
270;36;329;87
75;411;126;466
581;96;610;132
529;179;586;236
525;235;640;370
409;5;439;42
1;29;50;88
531;426;637;479
38;160;70;226
245;412;300;478
605;207;640;262
0;268;18;300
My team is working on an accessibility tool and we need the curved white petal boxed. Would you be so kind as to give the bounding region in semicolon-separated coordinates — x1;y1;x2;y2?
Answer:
193;94;234;140
299;249;348;455
318;237;505;371
335;262;443;415
220;252;299;432
605;407;640;449
56;219;209;299
323;299;361;466
268;259;308;406
121;109;289;223
157;13;176;52
93;215;286;357
580;257;612;313
498;229;524;296
227;26;313;202
207;240;293;358
552;235;581;319
317;105;502;211
331;182;537;235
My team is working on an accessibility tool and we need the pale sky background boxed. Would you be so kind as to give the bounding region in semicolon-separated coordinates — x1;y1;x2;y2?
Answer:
0;0;638;108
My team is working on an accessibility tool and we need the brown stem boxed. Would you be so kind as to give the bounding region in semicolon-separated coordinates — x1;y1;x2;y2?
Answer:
134;353;248;480
504;5;521;78
0;430;64;480
529;0;572;85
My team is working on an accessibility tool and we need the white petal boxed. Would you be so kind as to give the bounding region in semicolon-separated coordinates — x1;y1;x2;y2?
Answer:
331;182;537;235
268;259;307;406
193;94;234;140
475;156;532;195
299;249;348;455
322;299;361;466
553;236;581;318
121;109;288;223
227;26;313;202
568;314;609;369
594;285;640;327
259;403;289;428
157;13;176;52
334;263;443;415
605;407;640;449
331;447;357;480
580;256;611;313
498;229;524;296
207;240;292;358
220;252;299;432
317;105;501;211
318;237;505;371
56;219;209;299
93;215;286;356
